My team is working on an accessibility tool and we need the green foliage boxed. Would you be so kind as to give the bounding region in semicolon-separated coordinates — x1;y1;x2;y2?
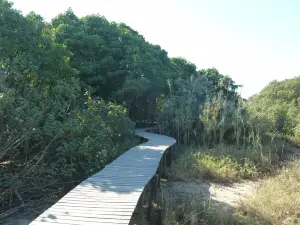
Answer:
199;67;240;100
170;57;197;80
169;145;280;182
1;0;298;222
157;74;209;144
0;2;136;220
50;9;174;120
0;83;136;217
0;3;77;92
248;76;300;137
157;72;241;146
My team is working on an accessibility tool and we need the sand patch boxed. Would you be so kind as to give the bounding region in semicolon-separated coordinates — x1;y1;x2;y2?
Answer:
162;179;261;212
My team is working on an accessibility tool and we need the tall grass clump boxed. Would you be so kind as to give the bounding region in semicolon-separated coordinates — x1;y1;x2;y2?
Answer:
157;76;209;144
157;76;288;182
238;162;300;225
168;143;285;182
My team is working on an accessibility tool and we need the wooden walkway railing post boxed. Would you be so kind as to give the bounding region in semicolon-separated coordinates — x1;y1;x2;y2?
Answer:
137;191;145;225
146;174;158;220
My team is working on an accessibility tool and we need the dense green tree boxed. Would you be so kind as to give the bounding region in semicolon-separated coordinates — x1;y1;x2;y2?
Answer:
248;76;300;136
50;10;177;120
199;68;240;100
0;4;77;92
170;57;198;80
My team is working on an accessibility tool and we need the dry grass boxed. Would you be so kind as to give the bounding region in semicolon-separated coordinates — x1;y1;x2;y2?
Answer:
169;145;281;183
238;161;300;225
160;145;300;225
162;197;242;225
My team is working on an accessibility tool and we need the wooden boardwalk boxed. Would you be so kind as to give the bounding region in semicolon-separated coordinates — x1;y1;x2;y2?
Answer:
29;128;176;225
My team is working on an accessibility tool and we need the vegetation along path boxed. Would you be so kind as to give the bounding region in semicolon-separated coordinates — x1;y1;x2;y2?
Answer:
29;128;176;225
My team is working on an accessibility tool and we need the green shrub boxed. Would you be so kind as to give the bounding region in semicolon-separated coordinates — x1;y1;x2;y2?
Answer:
169;144;284;182
0;78;136;219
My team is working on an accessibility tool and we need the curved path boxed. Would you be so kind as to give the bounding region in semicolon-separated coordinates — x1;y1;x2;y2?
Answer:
30;128;176;225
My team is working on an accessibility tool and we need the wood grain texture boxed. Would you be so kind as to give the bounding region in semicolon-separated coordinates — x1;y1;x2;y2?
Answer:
30;128;176;225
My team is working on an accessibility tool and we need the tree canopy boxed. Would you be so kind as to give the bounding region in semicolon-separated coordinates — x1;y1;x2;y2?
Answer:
248;76;300;136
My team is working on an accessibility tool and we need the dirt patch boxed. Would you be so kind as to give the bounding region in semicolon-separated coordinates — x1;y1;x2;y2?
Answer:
209;181;260;211
161;147;300;214
162;179;261;212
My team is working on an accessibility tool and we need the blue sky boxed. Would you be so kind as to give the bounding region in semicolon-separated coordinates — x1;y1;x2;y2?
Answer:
11;0;300;98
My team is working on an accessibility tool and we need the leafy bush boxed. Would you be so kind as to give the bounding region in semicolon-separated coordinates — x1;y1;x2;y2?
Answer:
0;78;136;219
248;76;300;137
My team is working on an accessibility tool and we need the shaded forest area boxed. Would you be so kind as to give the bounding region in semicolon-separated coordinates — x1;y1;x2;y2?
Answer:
1;0;300;224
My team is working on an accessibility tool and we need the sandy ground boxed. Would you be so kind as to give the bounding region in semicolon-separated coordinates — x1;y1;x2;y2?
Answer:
161;179;261;213
161;147;300;219
209;180;260;210
162;147;300;212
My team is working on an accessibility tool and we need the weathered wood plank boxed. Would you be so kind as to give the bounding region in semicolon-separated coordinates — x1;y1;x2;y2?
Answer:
30;128;176;225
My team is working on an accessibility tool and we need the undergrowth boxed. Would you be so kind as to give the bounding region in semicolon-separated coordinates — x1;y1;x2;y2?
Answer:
238;161;300;225
0;88;138;222
163;198;242;225
169;143;285;182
